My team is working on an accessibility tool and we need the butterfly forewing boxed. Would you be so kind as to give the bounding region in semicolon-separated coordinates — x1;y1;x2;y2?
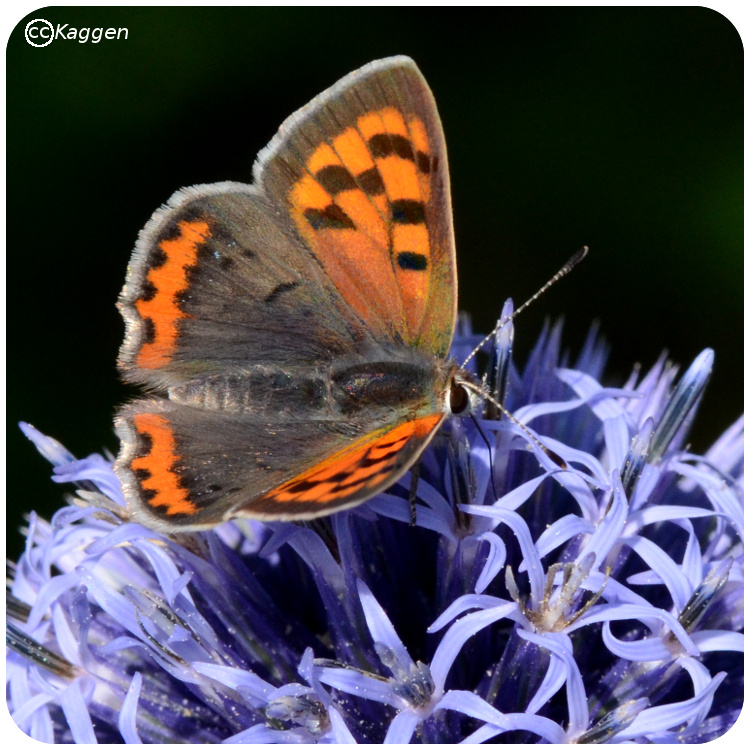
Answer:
258;57;456;358
118;187;379;389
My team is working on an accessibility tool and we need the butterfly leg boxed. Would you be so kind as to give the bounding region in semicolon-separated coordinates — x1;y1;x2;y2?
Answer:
408;460;422;526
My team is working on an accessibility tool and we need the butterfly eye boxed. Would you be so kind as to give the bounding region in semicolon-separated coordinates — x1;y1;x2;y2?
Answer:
448;381;471;415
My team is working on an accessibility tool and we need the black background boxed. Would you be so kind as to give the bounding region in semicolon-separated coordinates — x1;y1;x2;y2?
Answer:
7;8;742;560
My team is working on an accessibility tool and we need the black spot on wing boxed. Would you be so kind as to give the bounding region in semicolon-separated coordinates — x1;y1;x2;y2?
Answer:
139;278;157;303
316;165;357;195
368;134;415;162
357;167;386;196
142;317;156;344
397;252;428;271
305;205;356;231
391;200;426;225
265;281;300;305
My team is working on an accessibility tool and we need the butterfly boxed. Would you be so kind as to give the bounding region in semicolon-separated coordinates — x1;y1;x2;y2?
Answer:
115;56;482;532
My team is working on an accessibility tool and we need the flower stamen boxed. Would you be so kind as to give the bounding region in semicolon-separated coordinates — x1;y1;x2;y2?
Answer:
506;554;607;632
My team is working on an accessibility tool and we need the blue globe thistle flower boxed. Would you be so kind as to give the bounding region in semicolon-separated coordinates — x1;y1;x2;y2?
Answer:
7;311;743;743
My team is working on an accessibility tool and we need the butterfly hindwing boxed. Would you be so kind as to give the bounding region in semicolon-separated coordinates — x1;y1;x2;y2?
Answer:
116;398;444;530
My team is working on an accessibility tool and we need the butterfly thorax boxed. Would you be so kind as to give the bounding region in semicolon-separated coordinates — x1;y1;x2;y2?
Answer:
330;354;478;420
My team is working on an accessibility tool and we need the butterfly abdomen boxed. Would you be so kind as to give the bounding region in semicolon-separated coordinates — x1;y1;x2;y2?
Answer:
169;368;330;414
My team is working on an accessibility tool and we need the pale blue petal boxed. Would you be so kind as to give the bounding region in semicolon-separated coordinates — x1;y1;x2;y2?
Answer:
627;504;718;532
622;534;693;611
578;470;627;567
224;725;308;743
602;624;674;660
430;604;516;693
602;416;630;469
193;663;275;704
428;594;506;632
572;602;696;654
674;460;744;535
20;421;76;466
459;508;545;603
383;709;420;743
356;579;411;667
692;630;744;652
513;395;589;423
680;656;711;693
526;648;567;715
51;604;81;666
500;713;568;743
616;673;725;739
287;528;347;592
131;540;192;607
317;666;399;707
118;672;143;743
461;712;567;743
532;513;595;563
474;532;507;593
548;469;601;520
100;635;146;654
703;414;744;472
411;476;451;513
76;567;140;633
680;521;704;589
29;705;54;743
556;369;633;413
84;521;161;555
489;473;549;512
11;693;54;733
461;724;503;743
436;689;512;726
369;493;455;539
555;369;632;467
27;572;80;629
327;706;357;743
259;524;300;557
52;454;124;504
534;437;610;488
519;631;587;734
60;679;96;744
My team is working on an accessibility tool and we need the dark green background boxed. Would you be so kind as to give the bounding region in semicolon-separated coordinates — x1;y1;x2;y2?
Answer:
7;8;742;560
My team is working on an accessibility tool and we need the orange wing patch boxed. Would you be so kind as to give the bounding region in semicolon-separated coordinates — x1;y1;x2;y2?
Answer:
262;414;442;506
288;107;436;343
134;220;210;369
130;412;197;516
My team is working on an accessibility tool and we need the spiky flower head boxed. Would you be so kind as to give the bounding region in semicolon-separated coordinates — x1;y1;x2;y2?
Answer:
7;310;743;742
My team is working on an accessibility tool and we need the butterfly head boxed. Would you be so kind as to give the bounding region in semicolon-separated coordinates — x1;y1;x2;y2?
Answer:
444;366;484;417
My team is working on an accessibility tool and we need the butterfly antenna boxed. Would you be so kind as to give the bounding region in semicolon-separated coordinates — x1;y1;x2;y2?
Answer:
461;246;589;368
462;380;567;469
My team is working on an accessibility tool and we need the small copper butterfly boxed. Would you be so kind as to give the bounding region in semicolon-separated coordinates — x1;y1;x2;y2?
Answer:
115;56;482;531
